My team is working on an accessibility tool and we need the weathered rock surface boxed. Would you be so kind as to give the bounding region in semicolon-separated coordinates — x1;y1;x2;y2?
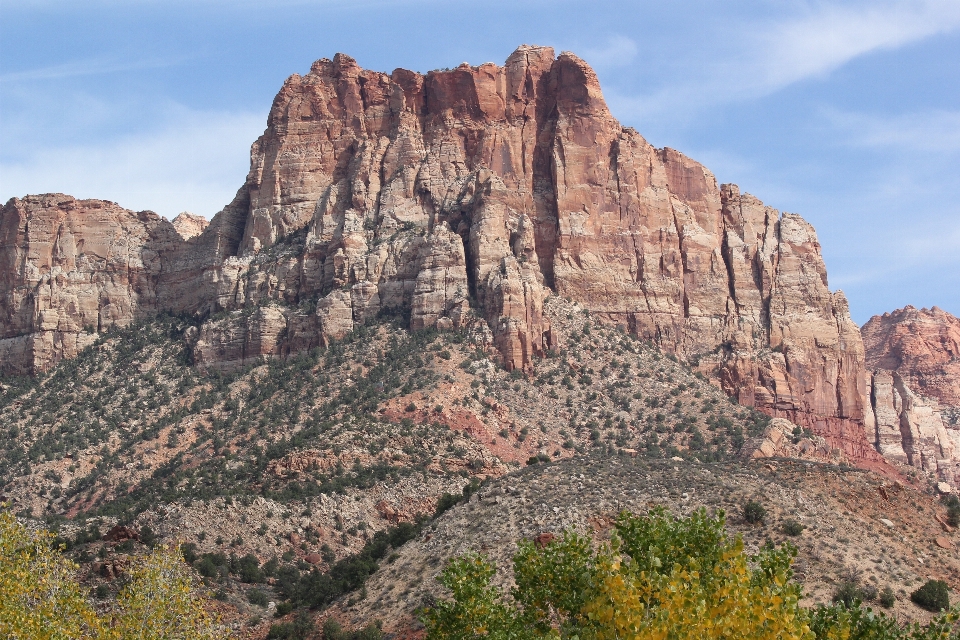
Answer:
0;47;883;466
0;194;182;374
170;212;209;240
866;369;960;483
862;305;960;409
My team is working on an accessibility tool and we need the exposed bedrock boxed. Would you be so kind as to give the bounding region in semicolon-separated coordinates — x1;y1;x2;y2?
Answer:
862;305;960;409
866;369;960;484
0;46;884;467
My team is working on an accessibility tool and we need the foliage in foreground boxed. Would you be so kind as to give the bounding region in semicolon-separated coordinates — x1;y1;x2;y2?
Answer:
0;507;223;639
422;507;960;640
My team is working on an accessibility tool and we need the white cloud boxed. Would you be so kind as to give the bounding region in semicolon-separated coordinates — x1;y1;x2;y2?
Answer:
0;56;183;83
755;0;960;91
902;223;960;261
823;108;960;153
579;36;638;69
611;0;960;122
0;108;266;219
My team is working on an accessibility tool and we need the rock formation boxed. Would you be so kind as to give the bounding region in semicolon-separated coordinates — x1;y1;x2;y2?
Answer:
862;305;960;408
866;369;959;483
170;212;209;240
0;46;885;467
0;194;183;374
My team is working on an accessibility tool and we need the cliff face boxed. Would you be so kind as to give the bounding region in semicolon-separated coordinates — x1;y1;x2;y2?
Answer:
862;305;960;409
0;195;181;374
0;46;878;464
861;306;960;483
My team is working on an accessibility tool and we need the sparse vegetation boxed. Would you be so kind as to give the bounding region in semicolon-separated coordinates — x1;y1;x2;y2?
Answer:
911;579;950;612
742;499;766;524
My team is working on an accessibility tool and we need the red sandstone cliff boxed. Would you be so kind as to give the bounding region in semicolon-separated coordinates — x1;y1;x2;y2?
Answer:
0;46;884;465
863;305;960;409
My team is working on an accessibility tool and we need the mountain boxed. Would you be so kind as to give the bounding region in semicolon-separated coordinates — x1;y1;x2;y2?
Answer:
1;46;958;638
863;305;960;410
862;306;960;484
1;45;881;467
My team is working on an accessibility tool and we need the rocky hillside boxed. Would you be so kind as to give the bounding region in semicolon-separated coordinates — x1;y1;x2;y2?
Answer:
1;45;879;468
336;456;959;636
0;299;953;637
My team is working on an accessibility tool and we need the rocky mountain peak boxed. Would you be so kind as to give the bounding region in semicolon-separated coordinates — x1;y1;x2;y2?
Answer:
0;46;893;470
170;212;209;240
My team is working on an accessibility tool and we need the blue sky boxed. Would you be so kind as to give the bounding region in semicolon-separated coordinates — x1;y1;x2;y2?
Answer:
1;0;958;323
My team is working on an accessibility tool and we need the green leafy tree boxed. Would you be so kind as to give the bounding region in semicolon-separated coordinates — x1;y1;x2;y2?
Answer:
422;507;960;640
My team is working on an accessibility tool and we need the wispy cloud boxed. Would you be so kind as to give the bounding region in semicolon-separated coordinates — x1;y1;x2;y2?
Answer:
755;0;960;91
823;108;960;153
902;223;960;262
0;107;266;219
611;0;960;122
0;56;184;83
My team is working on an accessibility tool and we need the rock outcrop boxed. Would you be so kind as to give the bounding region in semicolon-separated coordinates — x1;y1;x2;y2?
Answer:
866;369;960;483
0;46;884;467
0;194;182;374
170;212;209;240
862;306;960;409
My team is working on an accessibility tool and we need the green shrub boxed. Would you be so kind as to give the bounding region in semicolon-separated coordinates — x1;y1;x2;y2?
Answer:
742;500;766;524
944;494;960;528
911;579;950;612
323;618;383;640
879;586;896;608
180;542;198;564
832;582;864;608
248;588;269;606
267;611;314;639
782;519;804;536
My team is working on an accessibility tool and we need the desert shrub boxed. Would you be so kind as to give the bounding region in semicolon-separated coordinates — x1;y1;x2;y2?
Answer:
742;499;766;524
782;519;804;536
323;618;383;639
180;542;199;564
912;579;950;612
879;586;896;608
248;588;269;606
944;494;960;528
267;611;315;640
232;553;265;583
833;581;878;607
434;493;460;517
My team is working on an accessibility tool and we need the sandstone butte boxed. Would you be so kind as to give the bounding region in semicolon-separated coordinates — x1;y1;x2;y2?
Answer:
0;45;934;474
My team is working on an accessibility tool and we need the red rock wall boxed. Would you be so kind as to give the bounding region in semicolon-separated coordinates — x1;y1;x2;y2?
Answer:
0;46;879;465
863;305;960;409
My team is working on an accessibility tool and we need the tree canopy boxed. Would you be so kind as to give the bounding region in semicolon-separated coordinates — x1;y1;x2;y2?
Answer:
1;507;223;639
422;507;959;640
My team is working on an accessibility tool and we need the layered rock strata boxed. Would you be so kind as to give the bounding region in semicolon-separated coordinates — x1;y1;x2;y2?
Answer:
862;306;960;409
0;46;881;466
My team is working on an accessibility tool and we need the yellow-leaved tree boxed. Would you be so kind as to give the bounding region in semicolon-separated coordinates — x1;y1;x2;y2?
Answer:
112;544;223;640
0;507;106;639
422;507;959;640
1;507;225;640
